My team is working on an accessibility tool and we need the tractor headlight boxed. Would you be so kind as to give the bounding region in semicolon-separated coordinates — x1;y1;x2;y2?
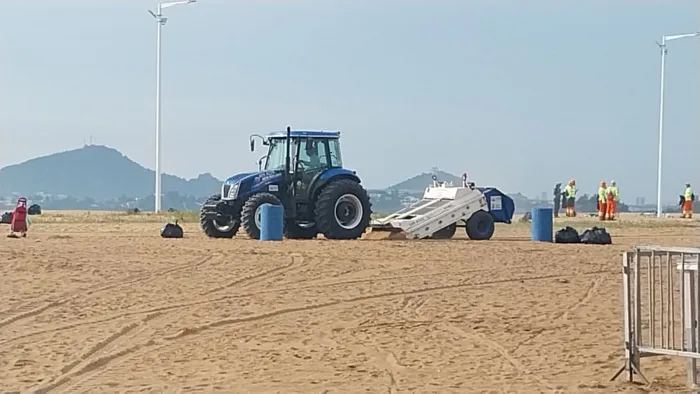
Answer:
221;183;239;200
227;183;239;199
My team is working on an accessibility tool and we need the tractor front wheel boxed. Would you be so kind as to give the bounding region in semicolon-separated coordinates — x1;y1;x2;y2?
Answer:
241;192;283;240
314;180;372;240
200;194;239;238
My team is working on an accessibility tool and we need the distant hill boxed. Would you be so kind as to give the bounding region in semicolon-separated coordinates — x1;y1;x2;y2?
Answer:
389;170;463;191
0;147;543;213
0;145;222;200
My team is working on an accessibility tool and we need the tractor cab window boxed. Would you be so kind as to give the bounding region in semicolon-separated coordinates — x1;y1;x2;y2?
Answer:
264;138;287;171
328;138;343;168
296;138;329;172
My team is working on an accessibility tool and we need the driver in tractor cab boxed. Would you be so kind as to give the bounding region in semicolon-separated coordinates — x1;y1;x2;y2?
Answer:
305;140;321;168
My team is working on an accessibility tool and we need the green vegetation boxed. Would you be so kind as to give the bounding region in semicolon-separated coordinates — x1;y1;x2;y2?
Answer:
31;210;200;224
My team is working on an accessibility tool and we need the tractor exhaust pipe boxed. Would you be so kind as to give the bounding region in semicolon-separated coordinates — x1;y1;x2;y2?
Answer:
285;125;291;185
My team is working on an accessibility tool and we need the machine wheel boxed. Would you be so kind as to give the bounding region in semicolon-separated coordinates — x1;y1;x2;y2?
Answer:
285;222;318;239
430;223;457;239
241;192;283;240
465;210;495;240
200;194;239;238
314;180;372;240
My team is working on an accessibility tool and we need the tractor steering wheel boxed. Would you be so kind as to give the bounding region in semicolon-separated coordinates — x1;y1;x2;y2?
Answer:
296;159;312;171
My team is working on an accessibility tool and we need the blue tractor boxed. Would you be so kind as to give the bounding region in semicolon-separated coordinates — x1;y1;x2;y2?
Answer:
200;127;372;240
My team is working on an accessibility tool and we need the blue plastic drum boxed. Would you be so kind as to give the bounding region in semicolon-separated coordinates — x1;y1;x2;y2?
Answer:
530;207;553;242
260;203;284;241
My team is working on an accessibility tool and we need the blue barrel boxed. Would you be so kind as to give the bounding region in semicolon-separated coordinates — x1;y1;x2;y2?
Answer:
530;207;553;242
260;203;284;241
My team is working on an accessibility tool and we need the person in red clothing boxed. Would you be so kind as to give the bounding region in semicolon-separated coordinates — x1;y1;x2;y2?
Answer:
8;197;28;238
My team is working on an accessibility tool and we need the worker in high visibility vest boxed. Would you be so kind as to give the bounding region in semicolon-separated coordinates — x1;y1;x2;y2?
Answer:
682;183;694;219
564;179;577;217
606;180;619;220
553;183;562;218
597;181;607;221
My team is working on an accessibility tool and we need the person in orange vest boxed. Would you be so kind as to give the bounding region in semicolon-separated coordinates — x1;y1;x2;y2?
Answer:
606;180;619;220
597;181;607;221
8;197;28;238
564;179;577;217
682;183;694;219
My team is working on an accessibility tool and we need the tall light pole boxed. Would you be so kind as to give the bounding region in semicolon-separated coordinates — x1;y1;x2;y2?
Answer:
149;0;197;213
655;32;699;217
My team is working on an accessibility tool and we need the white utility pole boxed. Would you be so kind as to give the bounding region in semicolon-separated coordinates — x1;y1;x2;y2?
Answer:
655;32;699;218
149;0;197;213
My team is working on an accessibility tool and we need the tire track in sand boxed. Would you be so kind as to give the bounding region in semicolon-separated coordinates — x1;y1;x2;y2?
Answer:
1;261;564;348
27;254;307;393
1;263;500;346
0;253;216;330
201;253;305;295
511;274;606;354
440;323;557;391
2;254;307;346
30;312;166;394
158;270;611;344
34;270;611;393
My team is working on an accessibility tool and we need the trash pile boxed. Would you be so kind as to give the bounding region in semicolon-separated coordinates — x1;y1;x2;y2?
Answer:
161;220;184;239
555;226;612;245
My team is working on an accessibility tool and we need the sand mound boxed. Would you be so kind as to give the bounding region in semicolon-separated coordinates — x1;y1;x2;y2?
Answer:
362;228;408;240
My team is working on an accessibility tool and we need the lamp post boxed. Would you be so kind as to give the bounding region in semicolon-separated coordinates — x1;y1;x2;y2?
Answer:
655;32;699;218
149;0;197;213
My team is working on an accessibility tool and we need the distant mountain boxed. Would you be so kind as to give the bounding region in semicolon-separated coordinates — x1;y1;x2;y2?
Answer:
0;147;544;213
0;145;222;200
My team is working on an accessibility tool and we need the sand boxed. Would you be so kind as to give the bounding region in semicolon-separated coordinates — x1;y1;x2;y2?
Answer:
0;212;698;393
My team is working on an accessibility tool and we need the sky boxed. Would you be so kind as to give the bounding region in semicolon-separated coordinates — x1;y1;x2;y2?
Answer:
0;0;698;204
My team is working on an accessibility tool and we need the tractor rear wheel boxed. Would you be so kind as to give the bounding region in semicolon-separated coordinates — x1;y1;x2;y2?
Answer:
314;180;371;240
241;192;283;240
465;210;495;240
200;194;239;238
430;223;457;239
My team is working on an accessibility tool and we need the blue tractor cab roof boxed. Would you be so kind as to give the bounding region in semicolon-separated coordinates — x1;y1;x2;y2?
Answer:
267;130;340;139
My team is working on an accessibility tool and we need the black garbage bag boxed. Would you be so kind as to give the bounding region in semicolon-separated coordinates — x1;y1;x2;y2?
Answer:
680;195;686;206
580;226;612;245
0;211;12;224
27;204;42;215
555;226;580;244
161;220;184;238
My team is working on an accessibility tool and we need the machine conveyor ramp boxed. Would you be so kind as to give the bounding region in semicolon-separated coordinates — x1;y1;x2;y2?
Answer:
370;178;488;239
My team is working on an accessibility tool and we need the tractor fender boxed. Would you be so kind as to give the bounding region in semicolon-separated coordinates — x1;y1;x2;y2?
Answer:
310;168;362;200
478;187;515;224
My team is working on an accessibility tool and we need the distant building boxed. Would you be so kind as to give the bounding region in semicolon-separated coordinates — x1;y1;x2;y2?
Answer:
635;197;646;206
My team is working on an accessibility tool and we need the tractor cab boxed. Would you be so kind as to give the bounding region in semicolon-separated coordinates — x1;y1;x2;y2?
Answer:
258;130;342;171
252;130;343;201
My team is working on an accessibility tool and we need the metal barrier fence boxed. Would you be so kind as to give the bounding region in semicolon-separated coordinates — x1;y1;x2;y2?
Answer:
611;245;700;388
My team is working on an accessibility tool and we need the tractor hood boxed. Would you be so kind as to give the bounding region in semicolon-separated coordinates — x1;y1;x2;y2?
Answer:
221;170;285;200
224;170;284;185
224;172;256;185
